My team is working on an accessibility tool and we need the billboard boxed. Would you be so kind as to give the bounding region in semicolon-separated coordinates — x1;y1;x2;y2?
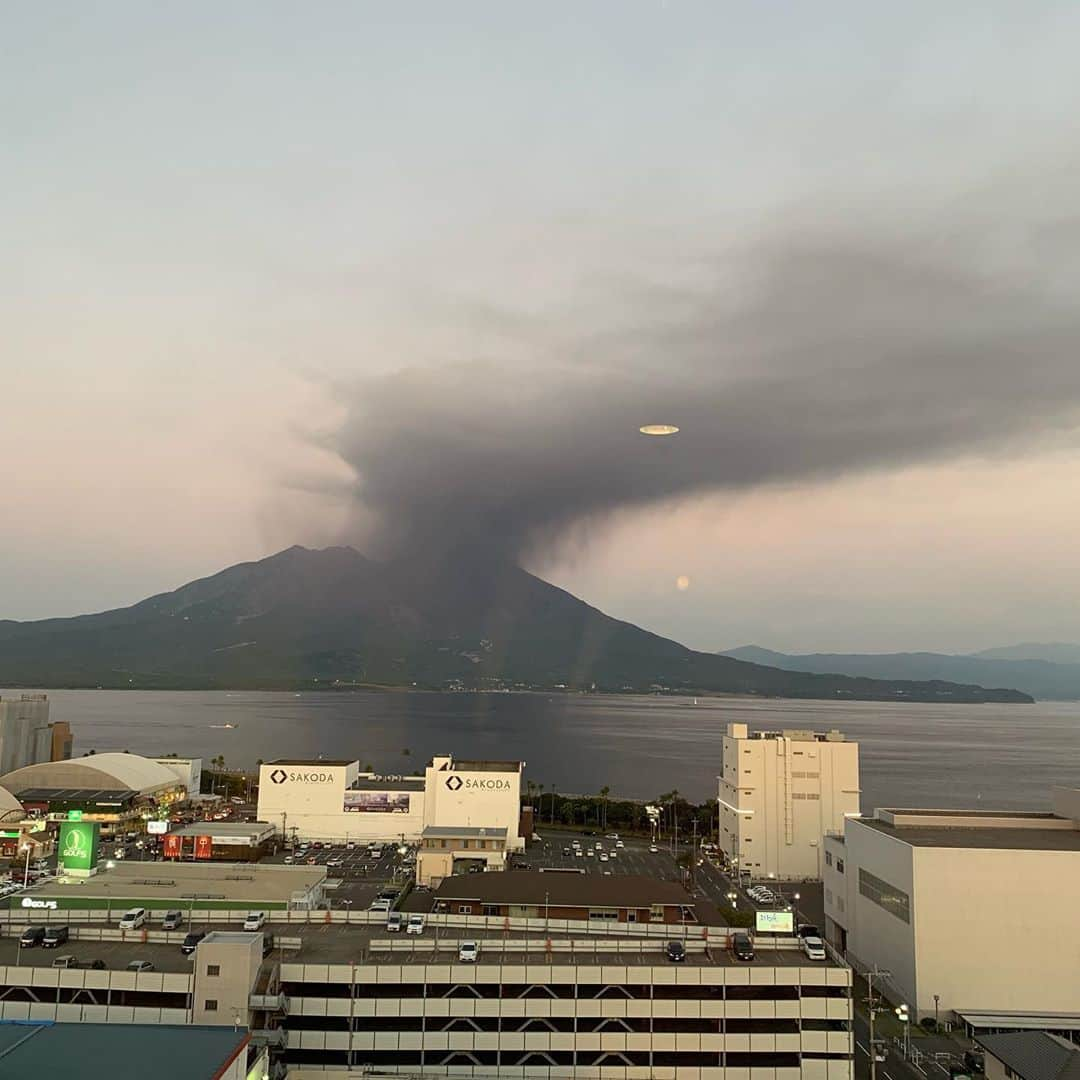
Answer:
195;835;213;859
755;910;794;934
163;833;182;858
344;790;411;814
58;821;100;875
147;820;169;835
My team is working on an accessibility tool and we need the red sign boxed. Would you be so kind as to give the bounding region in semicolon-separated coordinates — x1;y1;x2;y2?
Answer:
162;834;182;858
194;835;213;860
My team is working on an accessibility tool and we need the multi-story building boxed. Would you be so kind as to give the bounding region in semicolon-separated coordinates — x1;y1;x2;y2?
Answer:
0;693;57;774
718;723;860;881
824;786;1080;1025
153;755;203;794
257;754;526;849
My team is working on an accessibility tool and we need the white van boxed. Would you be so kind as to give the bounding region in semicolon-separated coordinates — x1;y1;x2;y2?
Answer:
369;845;385;860
119;908;147;930
243;911;266;931
406;914;426;935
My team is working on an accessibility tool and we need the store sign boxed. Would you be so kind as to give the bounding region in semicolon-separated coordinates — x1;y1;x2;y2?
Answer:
67;809;83;821
269;768;337;785
162;834;182;858
445;775;511;792
195;835;213;860
21;897;58;911
0;831;21;839
58;821;100;873
755;910;794;934
146;820;168;835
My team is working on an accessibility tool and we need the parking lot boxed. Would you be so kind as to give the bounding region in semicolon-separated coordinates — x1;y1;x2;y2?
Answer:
0;936;196;974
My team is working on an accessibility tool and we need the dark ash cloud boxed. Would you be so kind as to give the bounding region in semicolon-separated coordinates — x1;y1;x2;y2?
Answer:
329;220;1080;566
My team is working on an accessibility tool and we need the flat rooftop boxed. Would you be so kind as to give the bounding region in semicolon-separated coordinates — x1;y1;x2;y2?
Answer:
0;1023;249;1080
434;871;697;910
267;758;356;766
422;826;507;839
37;860;325;903
17;788;137;803
169;821;274;839
350;777;426;792
859;817;1080;851
445;759;522;773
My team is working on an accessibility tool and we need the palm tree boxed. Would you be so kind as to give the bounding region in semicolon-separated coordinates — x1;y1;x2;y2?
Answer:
599;786;610;830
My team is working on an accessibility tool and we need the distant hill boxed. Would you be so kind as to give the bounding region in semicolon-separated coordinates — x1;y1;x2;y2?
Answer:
0;546;1031;701
972;642;1080;664
723;645;1077;701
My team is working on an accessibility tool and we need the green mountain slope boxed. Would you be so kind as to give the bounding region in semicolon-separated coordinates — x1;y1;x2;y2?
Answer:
0;546;1032;701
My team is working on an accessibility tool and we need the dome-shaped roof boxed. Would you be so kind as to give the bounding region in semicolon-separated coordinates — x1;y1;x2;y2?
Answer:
0;753;182;796
0;785;23;818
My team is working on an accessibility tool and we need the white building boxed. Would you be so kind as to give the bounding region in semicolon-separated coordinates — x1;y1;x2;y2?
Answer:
152;756;203;795
0;693;54;774
824;787;1080;1024
256;754;525;850
718;723;860;881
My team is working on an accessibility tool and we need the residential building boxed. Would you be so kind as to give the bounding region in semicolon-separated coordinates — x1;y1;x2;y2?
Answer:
824;787;1080;1024
718;723;860;881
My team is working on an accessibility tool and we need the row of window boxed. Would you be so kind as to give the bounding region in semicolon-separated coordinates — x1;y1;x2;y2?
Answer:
858;868;911;924
824;851;845;872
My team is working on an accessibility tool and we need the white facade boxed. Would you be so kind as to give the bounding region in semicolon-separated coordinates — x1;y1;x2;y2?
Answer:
825;789;1080;1020
256;754;525;848
0;694;53;775
154;756;202;794
718;722;860;881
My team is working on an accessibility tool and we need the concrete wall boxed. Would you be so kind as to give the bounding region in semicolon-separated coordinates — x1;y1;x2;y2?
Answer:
912;846;1080;1017
424;759;524;851
192;933;263;1026
720;727;860;881
155;757;202;794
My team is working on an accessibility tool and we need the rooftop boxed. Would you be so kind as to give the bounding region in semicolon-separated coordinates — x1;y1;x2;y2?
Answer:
434;871;699;911
351;776;426;792
422;826;508;840
16;788;137;804
266;758;356;766
37;860;326;904
0;1022;249;1080
202;930;263;945
437;758;523;773
169;821;275;839
858;817;1080;851
976;1031;1080;1080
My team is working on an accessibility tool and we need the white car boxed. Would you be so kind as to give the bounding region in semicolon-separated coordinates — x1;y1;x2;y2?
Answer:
594;842;602;850
649;844;659;854
243;911;267;931
615;840;625;849
283;855;294;865
575;849;584;858
370;898;392;913
458;940;478;963
119;908;147;930
599;853;609;862
605;833;619;840
802;936;827;961
406;914;426;935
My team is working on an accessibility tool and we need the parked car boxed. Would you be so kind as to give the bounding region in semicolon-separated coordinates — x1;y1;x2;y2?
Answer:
243;911;267;931
575;850;584;858
77;959;106;970
42;926;69;949
605;833;619;840
386;912;404;932
283;855;294;865
458;940;478;963
19;926;45;949
615;840;625;849
180;931;206;955
127;960;154;973
562;847;571;855
649;844;659;854
732;933;755;961
51;954;77;968
327;858;343;870
666;941;686;963
370;898;392;913
162;910;183;930
801;936;827;961
407;914;426;935
261;933;275;957
119;908;147;930
599;853;609;862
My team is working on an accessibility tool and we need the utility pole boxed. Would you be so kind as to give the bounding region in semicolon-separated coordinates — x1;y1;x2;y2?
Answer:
867;965;892;1080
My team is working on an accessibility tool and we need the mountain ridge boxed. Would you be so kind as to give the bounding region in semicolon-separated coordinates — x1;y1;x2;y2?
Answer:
723;644;1077;701
0;546;1032;702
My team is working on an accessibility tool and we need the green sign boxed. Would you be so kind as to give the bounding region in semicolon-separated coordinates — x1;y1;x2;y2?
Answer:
58;820;100;874
67;810;83;821
0;831;20;839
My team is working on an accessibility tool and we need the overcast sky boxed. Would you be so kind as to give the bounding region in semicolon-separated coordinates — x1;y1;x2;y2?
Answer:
6;2;1080;654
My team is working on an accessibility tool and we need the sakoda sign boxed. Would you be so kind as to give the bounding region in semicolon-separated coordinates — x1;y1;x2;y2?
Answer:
445;776;512;792
270;769;336;785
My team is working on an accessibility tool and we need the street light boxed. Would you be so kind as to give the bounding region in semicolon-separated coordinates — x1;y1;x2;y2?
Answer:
896;1003;910;1058
20;845;31;889
867;966;892;1080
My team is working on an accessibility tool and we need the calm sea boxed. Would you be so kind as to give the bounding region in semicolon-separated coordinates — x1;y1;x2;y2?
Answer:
7;689;1080;812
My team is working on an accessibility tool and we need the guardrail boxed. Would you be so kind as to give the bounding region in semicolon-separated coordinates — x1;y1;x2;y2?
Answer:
368;937;713;954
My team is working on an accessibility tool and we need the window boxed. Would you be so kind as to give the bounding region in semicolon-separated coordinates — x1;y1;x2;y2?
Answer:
649;905;665;922
859;868;910;924
836;858;844;873
482;905;499;917
206;964;220;976
457;905;471;914
825;852;833;868
204;999;218;1011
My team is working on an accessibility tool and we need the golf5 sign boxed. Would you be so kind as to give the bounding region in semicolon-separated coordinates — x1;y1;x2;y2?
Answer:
58;820;100;876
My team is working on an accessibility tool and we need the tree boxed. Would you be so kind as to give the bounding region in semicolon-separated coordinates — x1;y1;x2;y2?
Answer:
599;786;611;830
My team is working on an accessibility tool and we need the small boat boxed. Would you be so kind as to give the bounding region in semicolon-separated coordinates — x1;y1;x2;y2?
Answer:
209;723;237;729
